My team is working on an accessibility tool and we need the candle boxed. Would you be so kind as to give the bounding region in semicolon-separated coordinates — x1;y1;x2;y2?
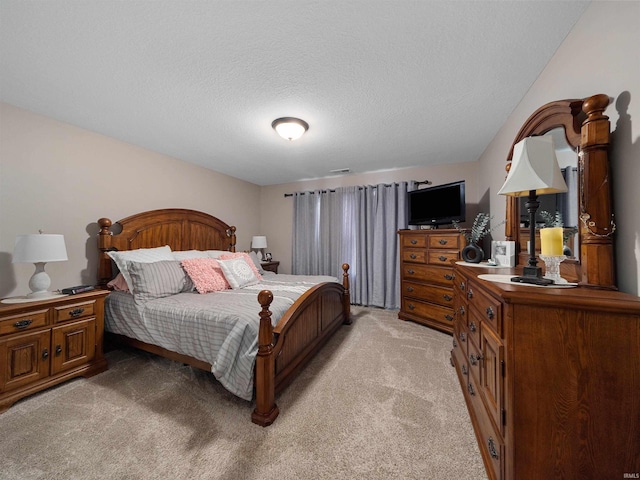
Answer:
540;227;563;256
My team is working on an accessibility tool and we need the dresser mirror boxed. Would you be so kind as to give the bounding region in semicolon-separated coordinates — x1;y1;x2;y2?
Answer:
504;94;616;289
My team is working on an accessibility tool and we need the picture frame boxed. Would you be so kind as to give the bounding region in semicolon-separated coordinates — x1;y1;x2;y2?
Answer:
264;252;272;261
491;240;516;267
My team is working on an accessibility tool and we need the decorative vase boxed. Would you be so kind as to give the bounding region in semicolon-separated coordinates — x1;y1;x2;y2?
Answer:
462;243;484;263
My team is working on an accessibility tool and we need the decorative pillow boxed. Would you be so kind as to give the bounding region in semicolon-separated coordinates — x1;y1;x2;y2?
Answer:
126;260;194;304
248;251;265;274
107;245;173;289
217;257;261;289
180;258;231;293
107;273;130;292
219;252;263;279
172;250;210;261
206;250;231;259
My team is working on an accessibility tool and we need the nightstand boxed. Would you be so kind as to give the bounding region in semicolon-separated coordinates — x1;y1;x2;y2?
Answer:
261;261;279;274
0;289;109;413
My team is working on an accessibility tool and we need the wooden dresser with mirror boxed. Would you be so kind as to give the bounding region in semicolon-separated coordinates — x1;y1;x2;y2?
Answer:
451;94;640;480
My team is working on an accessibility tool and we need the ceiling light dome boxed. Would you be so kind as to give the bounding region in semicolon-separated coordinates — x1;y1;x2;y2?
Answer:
272;117;309;141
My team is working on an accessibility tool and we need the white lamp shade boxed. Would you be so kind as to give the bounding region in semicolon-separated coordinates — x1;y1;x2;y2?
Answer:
251;236;268;249
498;136;568;197
13;234;68;263
272;117;309;141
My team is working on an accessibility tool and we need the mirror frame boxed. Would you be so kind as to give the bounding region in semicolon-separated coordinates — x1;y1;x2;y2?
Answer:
504;94;616;289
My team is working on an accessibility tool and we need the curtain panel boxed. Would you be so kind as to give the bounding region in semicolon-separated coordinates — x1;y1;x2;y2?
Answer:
292;182;414;309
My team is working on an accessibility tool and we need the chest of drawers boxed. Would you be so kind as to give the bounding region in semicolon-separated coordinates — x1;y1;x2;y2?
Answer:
0;290;109;412
398;229;465;333
451;263;640;479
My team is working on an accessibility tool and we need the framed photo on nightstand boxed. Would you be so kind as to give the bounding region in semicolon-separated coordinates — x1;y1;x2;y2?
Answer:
491;240;516;267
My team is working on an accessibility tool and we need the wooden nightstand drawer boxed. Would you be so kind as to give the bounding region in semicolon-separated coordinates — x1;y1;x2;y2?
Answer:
53;300;95;324
0;310;48;335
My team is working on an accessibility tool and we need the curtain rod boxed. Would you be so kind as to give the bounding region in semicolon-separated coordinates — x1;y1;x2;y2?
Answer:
283;180;431;198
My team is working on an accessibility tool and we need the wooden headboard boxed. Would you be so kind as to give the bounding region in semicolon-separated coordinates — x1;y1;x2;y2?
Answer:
97;208;236;286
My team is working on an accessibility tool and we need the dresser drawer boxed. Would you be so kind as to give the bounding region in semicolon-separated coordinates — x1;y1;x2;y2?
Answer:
402;234;427;248
467;282;502;335
429;234;461;250
401;264;455;286
0;310;48;336
53;300;96;324
427;250;459;266
403;282;454;306
402;249;427;263
402;298;454;325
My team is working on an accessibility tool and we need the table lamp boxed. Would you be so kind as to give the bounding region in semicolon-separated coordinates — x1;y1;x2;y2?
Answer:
251;235;268;261
13;231;68;298
498;136;568;285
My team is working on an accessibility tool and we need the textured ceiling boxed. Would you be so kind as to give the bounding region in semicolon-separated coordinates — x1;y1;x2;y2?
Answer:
0;1;589;186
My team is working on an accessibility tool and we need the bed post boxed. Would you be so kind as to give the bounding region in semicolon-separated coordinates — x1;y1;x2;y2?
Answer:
228;226;237;253
251;290;279;427
97;218;114;286
342;263;351;324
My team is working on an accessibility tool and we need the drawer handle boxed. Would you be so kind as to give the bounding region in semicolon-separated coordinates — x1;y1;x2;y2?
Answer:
410;239;418;245
407;286;414;293
407;269;415;275
467;288;474;299
469;321;477;332
439;239;448;245
443;294;453;301
488;437;499;459
459;332;466;342
445;314;453;321
467;382;475;396
408;303;415;310
459;281;465;290
409;253;417;259
14;319;33;329
55;345;62;356
42;349;49;360
69;308;85;317
459;306;465;316
486;306;495;320
461;364;468;375
453;339;458;348
438;255;447;262
444;274;454;280
469;353;483;366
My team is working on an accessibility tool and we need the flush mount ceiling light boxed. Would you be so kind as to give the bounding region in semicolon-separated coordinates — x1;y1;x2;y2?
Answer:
272;117;309;141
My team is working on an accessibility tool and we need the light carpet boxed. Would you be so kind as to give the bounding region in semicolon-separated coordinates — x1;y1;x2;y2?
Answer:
0;306;487;479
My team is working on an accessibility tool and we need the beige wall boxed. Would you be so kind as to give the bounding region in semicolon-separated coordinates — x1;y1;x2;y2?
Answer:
0;103;261;298
479;1;640;295
259;162;480;275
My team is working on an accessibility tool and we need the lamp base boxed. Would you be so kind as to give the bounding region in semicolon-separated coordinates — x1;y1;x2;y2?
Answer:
510;264;554;285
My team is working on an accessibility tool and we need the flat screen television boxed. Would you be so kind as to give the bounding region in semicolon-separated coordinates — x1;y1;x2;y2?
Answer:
408;180;466;226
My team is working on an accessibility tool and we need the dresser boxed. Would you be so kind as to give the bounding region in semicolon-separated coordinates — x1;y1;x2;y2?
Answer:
451;263;640;480
398;229;465;333
0;289;109;412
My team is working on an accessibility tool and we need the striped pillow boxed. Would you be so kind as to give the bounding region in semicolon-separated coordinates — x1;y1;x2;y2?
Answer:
126;260;194;304
107;245;174;289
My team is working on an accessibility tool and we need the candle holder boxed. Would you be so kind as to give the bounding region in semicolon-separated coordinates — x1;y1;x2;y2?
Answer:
540;254;567;284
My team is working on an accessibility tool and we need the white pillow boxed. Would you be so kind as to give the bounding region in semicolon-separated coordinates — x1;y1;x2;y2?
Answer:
107;245;173;289
248;251;265;274
206;250;230;259
172;250;210;261
217;257;260;289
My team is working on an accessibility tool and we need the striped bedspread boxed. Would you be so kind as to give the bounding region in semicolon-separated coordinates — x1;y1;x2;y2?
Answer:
105;273;339;400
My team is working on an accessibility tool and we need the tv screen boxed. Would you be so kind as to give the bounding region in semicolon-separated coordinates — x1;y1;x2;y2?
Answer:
408;180;466;226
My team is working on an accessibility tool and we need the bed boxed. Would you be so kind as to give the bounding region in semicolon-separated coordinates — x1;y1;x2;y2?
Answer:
97;208;350;426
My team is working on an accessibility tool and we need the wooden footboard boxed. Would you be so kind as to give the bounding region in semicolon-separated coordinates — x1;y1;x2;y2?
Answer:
252;264;351;426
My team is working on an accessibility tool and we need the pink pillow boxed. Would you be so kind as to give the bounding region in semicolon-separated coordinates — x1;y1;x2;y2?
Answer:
180;258;231;293
107;273;130;292
219;252;263;280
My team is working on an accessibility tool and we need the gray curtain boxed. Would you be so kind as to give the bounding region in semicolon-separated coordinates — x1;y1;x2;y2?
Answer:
292;182;410;309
